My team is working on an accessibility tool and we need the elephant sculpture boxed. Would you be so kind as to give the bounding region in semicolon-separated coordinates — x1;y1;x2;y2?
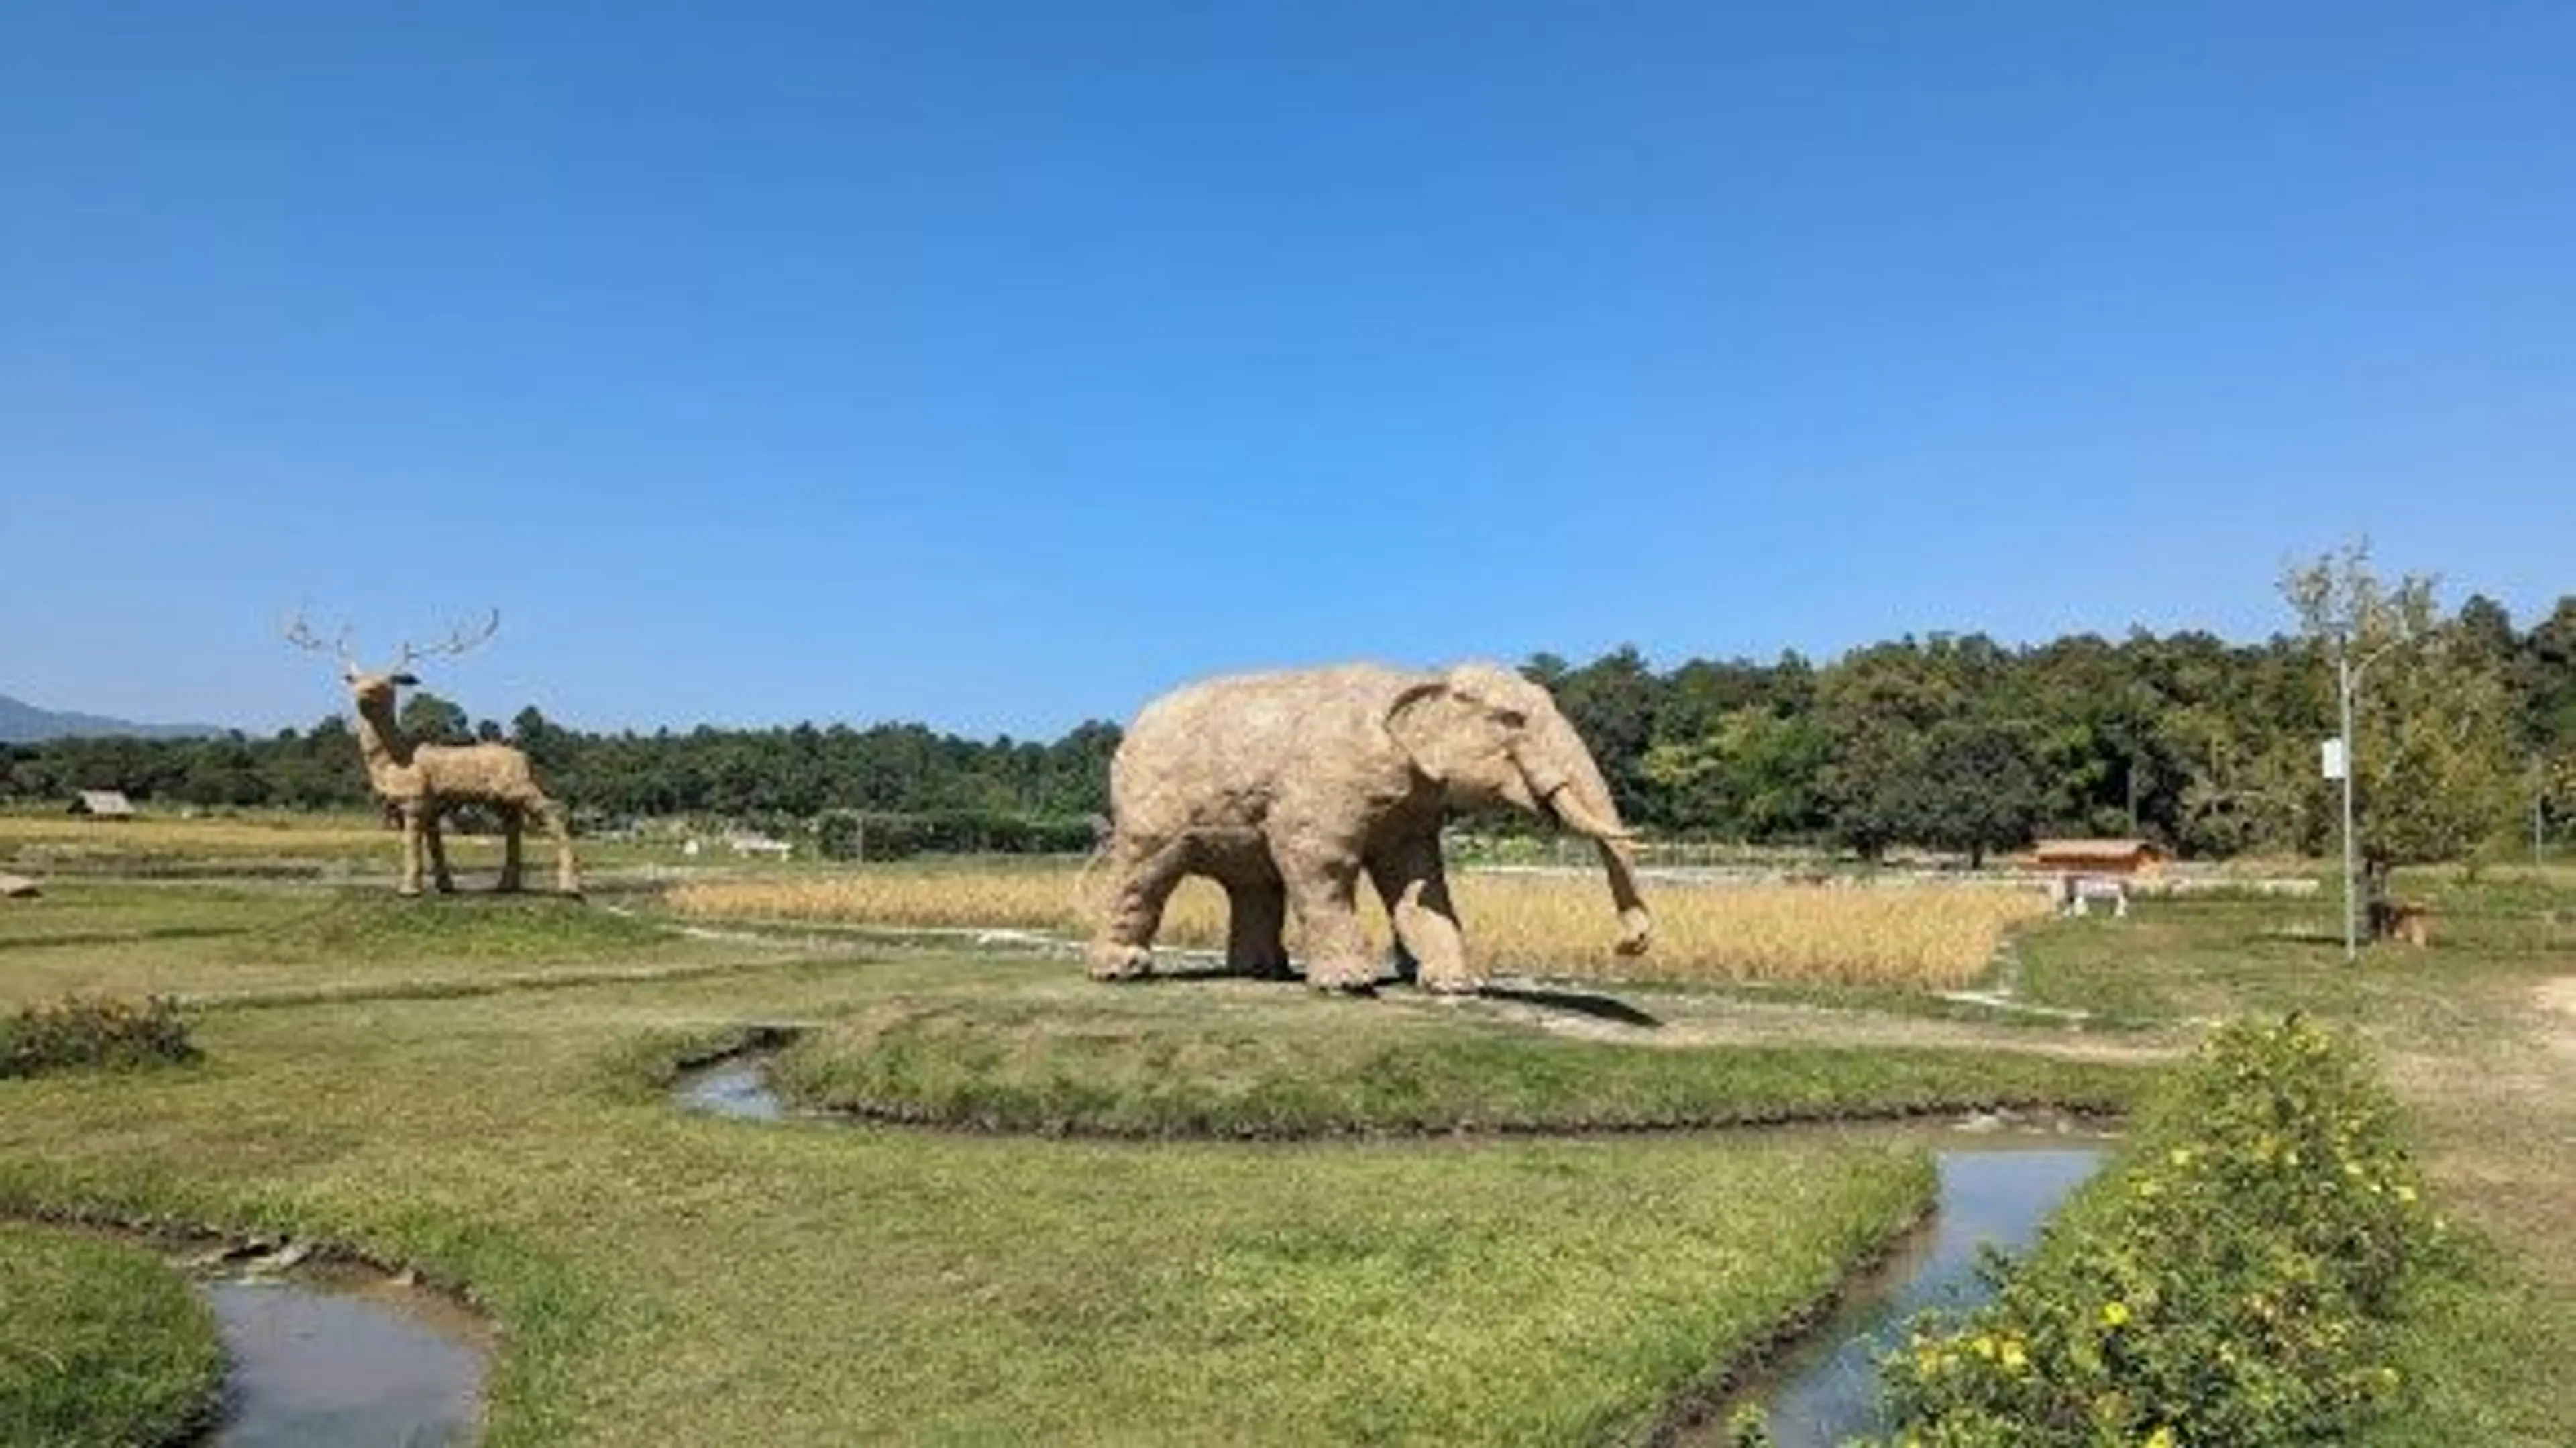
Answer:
1085;662;1652;993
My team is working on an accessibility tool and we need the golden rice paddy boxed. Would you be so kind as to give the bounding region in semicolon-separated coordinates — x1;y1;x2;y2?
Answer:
667;864;2049;988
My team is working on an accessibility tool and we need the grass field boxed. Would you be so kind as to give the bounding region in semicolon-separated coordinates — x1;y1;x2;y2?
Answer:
0;904;2030;1445
1;824;2569;1443
0;862;2133;1445
667;864;2052;988
0;1223;222;1447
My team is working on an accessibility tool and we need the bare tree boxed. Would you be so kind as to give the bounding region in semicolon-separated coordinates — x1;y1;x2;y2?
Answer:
285;609;581;898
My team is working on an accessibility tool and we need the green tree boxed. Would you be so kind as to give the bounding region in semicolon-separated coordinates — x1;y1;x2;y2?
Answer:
397;690;472;747
1640;707;1825;841
2282;543;2520;872
1544;645;1662;821
1906;717;2045;867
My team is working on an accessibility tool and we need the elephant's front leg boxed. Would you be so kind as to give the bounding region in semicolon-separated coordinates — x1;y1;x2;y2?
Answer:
1370;835;1476;994
1281;851;1377;992
1224;880;1291;978
1087;835;1185;980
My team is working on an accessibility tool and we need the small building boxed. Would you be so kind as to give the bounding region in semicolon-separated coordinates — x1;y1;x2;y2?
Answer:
727;833;794;860
2028;838;2166;877
68;789;138;821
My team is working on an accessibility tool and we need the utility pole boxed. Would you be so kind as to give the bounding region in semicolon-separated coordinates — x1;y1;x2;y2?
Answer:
2338;635;2359;962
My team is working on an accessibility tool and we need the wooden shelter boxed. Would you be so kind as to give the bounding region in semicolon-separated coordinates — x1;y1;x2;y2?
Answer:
69;789;137;820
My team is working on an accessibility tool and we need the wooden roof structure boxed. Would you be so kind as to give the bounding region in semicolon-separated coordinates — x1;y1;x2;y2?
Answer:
2029;837;2165;874
70;788;137;819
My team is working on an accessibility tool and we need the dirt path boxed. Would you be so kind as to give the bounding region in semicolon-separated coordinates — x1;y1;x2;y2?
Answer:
2378;976;2576;1296
2536;975;2576;1057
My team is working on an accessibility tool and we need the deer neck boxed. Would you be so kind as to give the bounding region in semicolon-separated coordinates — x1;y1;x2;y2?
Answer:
351;699;418;782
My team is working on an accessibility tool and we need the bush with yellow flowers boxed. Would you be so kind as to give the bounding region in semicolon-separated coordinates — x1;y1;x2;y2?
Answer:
1866;1015;2440;1447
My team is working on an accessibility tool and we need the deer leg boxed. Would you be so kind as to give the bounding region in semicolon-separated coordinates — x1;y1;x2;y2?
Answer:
497;806;525;893
528;796;580;897
396;804;427;896
423;809;457;894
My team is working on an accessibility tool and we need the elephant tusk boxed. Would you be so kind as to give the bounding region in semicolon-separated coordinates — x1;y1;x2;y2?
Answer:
1544;784;1635;843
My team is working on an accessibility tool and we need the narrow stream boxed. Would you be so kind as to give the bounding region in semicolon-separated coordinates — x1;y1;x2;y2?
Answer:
1720;1141;2106;1446
199;1270;486;1446
675;1055;788;1121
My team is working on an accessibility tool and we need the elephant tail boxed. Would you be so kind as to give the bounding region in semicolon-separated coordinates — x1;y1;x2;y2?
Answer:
1069;817;1116;929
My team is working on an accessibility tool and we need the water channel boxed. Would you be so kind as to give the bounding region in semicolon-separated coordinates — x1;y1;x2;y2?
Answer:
1706;1140;2106;1446
197;1268;486;1446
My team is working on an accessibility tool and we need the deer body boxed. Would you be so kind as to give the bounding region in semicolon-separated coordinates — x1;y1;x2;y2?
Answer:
292;610;581;898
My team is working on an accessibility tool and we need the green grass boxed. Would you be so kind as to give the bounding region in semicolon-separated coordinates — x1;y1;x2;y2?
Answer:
5;865;2566;1445
771;987;2145;1136
0;971;1964;1445
0;885;2155;1445
0;1223;223;1448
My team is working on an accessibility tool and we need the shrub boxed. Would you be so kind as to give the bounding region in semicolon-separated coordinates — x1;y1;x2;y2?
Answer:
1867;1015;2440;1446
0;994;198;1077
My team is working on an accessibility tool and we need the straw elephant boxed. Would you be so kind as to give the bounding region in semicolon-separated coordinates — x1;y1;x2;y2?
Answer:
1085;662;1651;993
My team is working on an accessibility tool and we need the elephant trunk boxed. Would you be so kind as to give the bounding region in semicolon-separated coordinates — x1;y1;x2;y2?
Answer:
1529;738;1652;956
1594;837;1654;956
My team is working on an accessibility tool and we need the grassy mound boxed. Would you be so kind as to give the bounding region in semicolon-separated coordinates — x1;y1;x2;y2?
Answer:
0;1224;223;1447
240;891;667;964
769;989;2148;1136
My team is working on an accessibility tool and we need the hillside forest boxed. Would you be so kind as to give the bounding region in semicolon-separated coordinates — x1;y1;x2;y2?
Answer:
9;558;2575;865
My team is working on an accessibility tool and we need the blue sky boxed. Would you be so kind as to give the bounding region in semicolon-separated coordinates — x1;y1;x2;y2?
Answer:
4;3;2570;737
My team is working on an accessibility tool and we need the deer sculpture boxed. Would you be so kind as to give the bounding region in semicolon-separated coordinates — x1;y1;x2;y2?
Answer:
286;610;582;898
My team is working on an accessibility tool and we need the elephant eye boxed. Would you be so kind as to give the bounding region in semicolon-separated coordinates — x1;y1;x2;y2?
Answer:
1491;708;1528;729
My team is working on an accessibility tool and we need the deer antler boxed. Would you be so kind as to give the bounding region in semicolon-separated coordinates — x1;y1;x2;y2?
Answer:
390;609;501;670
281;609;358;671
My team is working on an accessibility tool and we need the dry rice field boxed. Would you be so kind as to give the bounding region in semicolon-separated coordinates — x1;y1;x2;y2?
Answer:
667;864;2051;988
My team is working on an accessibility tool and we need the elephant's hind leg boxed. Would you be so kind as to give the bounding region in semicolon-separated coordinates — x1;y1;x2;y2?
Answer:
1088;836;1186;980
1224;880;1291;979
1283;856;1377;992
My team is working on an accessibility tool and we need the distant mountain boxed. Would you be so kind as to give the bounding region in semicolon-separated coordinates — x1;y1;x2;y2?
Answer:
0;693;226;743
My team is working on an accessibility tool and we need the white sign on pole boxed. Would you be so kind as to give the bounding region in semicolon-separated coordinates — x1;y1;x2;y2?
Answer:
2321;737;2347;781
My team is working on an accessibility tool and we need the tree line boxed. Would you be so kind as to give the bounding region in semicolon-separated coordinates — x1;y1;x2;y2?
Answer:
8;554;2572;864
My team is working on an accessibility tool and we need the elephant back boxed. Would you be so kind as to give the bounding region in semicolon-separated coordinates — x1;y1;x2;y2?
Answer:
1111;664;1422;829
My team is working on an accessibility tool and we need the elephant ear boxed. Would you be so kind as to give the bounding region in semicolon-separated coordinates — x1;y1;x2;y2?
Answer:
1438;663;1534;729
1383;667;1521;780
